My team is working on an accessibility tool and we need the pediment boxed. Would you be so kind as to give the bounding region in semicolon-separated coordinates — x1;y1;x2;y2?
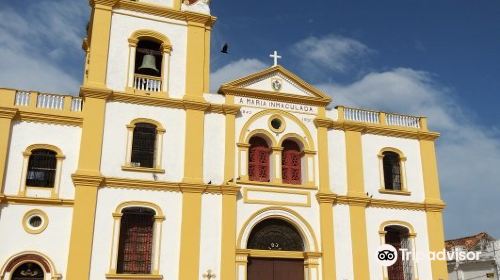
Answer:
218;66;332;106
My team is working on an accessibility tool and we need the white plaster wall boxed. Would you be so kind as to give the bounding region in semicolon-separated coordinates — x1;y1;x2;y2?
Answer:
89;188;183;279
362;134;425;202
198;194;222;279
3;122;81;199
107;11;188;98
203;113;225;184
365;208;432;280
332;204;354;280
203;93;225;104
100;102;186;182
328;130;347;195
0;204;73;276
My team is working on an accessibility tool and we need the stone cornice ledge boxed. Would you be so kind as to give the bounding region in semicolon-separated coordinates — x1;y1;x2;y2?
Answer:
0;107;18;119
80;86;113;100
72;173;105;188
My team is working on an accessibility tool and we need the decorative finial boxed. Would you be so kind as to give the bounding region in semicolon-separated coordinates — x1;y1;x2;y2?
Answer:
203;269;216;280
269;50;282;67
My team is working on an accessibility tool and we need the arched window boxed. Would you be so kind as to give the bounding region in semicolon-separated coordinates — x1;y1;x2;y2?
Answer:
131;123;157;168
117;207;155;274
247;218;304;251
26;149;57;188
11;262;45;280
383;151;402;190
248;136;270;182
385;225;412;280
282;140;301;185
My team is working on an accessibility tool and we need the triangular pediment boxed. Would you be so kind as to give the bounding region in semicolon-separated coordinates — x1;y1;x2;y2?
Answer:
219;66;332;106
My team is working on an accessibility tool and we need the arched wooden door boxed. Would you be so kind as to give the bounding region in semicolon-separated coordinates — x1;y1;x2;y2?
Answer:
246;219;305;280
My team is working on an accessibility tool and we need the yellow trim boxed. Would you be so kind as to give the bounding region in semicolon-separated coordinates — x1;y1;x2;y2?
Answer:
239;109;315;150
420;138;448;279
379;220;416;235
244;129;277;147
237;206;319;252
220;65;331;105
237;179;317;190
178;191;202;279
105;274;163;279
0;107;17;195
0;251;61;279
22;209;49;234
121;166;165;173
129;118;166;131
1;195;74;206
114;201;164;216
268;114;286;133
24;144;64;156
244;249;308;259
378;188;411;196
129;29;172;49
17;110;82;126
243;187;311;207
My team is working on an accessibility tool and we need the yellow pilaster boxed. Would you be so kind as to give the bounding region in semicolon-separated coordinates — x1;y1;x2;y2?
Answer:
344;129;370;279
220;97;240;280
185;16;212;101
420;139;448;279
178;187;203;279
0;107;18;194
66;88;111;280
85;1;115;88
314;115;336;280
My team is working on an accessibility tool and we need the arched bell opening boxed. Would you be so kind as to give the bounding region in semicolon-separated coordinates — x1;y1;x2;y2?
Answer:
135;40;163;78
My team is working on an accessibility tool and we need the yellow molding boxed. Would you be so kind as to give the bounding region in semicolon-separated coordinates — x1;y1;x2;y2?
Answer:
378;188;412;196
268;114;286;133
242;249;310;259
178;191;202;279
379;220;416;235
1;195;74;206
0;107;18;119
237;179;317;190
103;176;224;194
243;187;311;207
129;29;172;48
114;201;164;217
112;91;184;108
0;110;16;194
121;166;166;174
105;274;163;280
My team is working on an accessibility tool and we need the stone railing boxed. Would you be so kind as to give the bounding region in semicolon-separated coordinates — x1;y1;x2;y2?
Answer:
13;91;83;112
133;74;162;92
337;106;425;130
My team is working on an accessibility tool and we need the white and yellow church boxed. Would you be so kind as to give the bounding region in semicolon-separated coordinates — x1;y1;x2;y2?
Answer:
0;0;448;279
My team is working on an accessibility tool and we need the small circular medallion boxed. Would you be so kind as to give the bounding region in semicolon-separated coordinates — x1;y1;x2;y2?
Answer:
269;115;286;133
271;79;282;91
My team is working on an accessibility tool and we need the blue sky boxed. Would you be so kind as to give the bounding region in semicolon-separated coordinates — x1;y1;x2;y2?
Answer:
0;0;499;239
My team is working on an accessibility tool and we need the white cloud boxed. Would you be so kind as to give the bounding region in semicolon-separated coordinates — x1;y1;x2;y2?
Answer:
319;68;500;238
0;1;87;94
210;58;266;92
291;34;372;74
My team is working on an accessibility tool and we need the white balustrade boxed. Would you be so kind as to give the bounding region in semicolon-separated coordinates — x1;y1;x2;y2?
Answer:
71;97;83;112
344;107;380;124
37;93;65;110
134;74;162;92
386;113;420;129
15;91;31;106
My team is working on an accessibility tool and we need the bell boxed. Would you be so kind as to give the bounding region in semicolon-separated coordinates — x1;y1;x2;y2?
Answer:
138;54;159;73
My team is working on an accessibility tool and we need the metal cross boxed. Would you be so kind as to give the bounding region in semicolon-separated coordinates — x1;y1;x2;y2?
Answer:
269;50;282;66
203;269;216;280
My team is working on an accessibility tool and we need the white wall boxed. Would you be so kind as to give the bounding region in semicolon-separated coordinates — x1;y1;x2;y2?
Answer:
0;204;73;276
198;194;222;278
107;11;188;98
89;187;183;279
332;204;354;280
203;113;225;184
328;130;347;195
365;207;432;280
3;122;81;199
362;134;425;202
100;102;186;182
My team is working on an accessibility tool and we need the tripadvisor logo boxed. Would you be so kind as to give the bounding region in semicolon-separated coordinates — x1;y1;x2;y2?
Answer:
376;244;482;266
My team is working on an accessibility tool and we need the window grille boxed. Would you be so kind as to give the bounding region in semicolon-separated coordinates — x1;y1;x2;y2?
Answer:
385;227;412;280
26;149;57;188
131;123;157;168
248;137;270;182
117;207;155;274
12;262;44;280
282;140;301;185
383;151;402;190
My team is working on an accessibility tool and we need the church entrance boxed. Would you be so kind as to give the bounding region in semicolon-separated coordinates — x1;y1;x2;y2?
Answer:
246;218;305;280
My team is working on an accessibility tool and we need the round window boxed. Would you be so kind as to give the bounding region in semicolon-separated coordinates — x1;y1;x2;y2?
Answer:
29;216;43;228
269;115;286;133
23;210;48;234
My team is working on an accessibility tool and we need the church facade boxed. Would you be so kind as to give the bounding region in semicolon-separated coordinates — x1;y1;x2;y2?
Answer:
0;0;448;279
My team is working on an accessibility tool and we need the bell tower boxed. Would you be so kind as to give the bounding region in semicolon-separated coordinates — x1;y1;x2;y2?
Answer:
66;1;216;280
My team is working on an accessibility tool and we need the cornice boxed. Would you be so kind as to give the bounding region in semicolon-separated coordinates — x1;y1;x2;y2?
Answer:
220;85;330;107
313;117;332;128
89;0;120;8
72;173;105;188
222;104;241;115
103;177;226;194
0;107;18;119
17;111;83;126
111;91;185;109
1;195;74;206
183;99;211;111
80;86;113;100
114;0;217;27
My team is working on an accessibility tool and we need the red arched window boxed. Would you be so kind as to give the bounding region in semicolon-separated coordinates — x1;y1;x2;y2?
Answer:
248;136;270;182
282;140;301;185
